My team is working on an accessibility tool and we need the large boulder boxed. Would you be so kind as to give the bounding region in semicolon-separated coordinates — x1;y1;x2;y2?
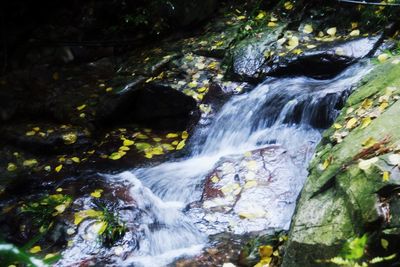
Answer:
282;58;400;266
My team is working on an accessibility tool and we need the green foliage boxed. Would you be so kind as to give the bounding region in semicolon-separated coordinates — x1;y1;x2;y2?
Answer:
321;234;396;266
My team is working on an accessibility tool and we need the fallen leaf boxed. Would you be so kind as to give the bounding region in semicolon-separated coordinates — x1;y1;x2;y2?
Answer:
90;189;103;198
333;123;342;129
176;140;186;150
349;29;360;36
255;11;266;20
259;245;273;258
55;164;63;172
303;24;313;34
327;27;337;36
381;238;389;249
360;117;372;129
346;117;358;129
26;131;36;136
378;53;389;63
166;133;179;138
383;171;390;182
30;246;41;254
71;157;80;163
182;131;189;139
74;209;103;225
361;98;373;109
109;151;126;160
267;21;277;27
211;175;219;183
62;132;77;145
362;137;377;147
7;163;17;172
284;1;293;10
76;104;86;111
23;159;38;167
135;142;151;151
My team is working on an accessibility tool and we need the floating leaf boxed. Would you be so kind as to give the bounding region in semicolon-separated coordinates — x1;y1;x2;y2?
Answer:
287;36;299;49
259;245;273;258
197;87;207;93
7;163;17;172
383;171;390;182
90;189;103;198
361;99;373;109
237;15;246;20
284;1;293;10
119;146;130;151
358;157;378;170
303;24;313;34
182;131;189;139
255;11;266;20
54;204;68;214
153;137;162;142
136;134;148;139
321;158;330;170
176;140;186;150
379;102;389;111
346;118;357;129
267;21;277;27
244;180;257;189
93;221;108;235
162;144;175;151
30;246;41;254
188;81;198;88
55;164;63;172
211;175;219;183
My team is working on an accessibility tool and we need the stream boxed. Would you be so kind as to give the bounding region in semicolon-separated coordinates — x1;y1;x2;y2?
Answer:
59;62;371;267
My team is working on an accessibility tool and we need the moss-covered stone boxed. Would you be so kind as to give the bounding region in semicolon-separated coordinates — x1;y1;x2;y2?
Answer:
283;58;400;266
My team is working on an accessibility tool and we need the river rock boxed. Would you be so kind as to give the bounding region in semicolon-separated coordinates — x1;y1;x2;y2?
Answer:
227;31;382;82
189;145;311;235
282;57;400;266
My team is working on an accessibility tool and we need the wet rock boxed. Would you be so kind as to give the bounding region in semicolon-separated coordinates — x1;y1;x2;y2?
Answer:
265;35;383;78
227;31;382;82
97;82;200;131
282;58;400;266
190;145;311;235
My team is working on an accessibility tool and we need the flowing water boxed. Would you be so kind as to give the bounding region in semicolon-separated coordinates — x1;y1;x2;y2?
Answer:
59;62;371;266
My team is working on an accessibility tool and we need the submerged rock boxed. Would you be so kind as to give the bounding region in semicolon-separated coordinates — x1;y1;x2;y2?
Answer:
189;145;312;235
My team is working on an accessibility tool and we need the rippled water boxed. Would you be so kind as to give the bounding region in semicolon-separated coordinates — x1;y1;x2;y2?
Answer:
60;62;371;266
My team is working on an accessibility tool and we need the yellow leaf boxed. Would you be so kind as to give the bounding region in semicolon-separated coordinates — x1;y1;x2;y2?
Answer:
346;118;357;129
135;142;151;151
166;133;179;138
378;53;389;63
136;134;148;139
62;132;77;145
23;159;38;167
119;146;130;151
254;257;272;267
44;253;59;260
188;81;198;88
327;27;337;36
176;140;186;150
287;36;299;49
55;164;63;172
182;131;189;139
259;245;273;258
153;137;162;142
267;21;277;27
379;102;389;111
150;146;164;155
237;15;246;20
94;221;108;235
351;22;359;29
90;189;103;198
74;209;103;225
7;163;17;172
361;98;373;109
303;24;313;34
333;123;342;129
44;165;52;172
383;171;390;182
284;1;293;10
106;87;113;92
109;151;126;160
30;246;41;254
321;158;330;170
244;180;257;189
71;157;80;163
381;238;389;249
362;137;377;147
244;151;252;157
197;87;207;93
162;144;175;151
349;29;360;36
123;139;135;146
172;140;179;146
76;104;86;111
52;72;59;81
26;131;36;136
54;204;68;214
360;117;372;129
255;11;266;20
211;175;219;183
